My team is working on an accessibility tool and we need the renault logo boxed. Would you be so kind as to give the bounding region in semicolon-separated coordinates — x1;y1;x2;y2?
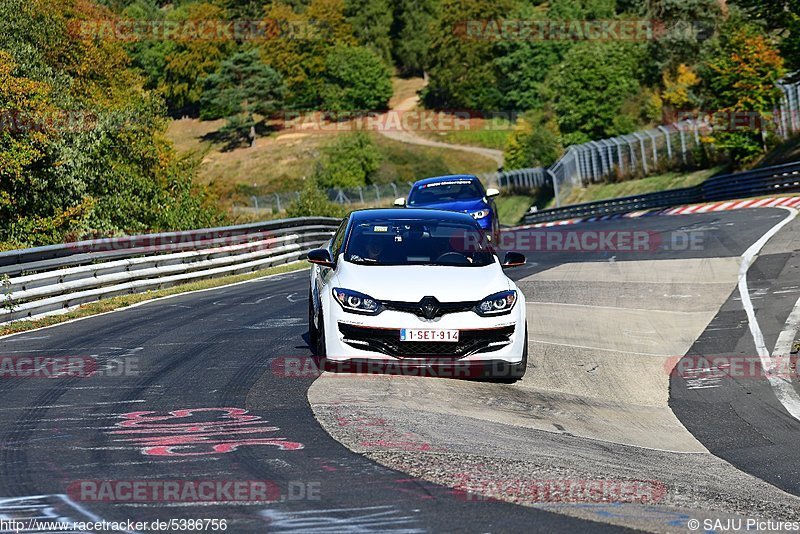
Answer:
419;296;440;320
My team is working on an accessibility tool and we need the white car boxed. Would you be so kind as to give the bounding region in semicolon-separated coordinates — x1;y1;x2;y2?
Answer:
307;208;528;381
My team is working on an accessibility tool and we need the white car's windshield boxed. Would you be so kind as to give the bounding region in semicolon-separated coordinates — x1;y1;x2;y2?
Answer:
344;218;494;267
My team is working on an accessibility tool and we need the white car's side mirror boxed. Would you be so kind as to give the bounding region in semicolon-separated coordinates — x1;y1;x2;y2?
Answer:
486;188;500;198
394;197;406;207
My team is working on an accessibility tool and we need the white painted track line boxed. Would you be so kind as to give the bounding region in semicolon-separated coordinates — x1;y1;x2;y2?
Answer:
737;206;800;422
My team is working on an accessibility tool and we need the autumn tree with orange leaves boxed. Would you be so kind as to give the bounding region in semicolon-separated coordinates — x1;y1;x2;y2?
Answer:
703;21;786;163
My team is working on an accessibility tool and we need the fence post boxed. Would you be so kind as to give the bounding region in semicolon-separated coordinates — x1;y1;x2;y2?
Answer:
374;184;381;202
595;141;609;177
626;137;636;173
567;148;581;184
658;126;672;160
611;137;624;175
252;196;259;210
275;194;281;212
678;124;688;164
777;82;789;138
390;183;398;198
548;169;560;208
357;186;364;203
633;133;648;175
646;130;658;167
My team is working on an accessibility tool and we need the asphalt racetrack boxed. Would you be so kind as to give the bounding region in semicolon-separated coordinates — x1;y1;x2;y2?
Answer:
2;207;800;532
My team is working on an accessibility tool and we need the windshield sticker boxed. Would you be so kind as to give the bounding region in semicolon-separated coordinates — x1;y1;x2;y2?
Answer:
423;180;473;188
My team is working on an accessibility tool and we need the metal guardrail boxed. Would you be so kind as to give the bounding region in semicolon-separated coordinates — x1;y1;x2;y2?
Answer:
521;161;800;225
0;217;340;323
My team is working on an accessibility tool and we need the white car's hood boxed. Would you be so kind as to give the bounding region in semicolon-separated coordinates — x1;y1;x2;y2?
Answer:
334;262;511;302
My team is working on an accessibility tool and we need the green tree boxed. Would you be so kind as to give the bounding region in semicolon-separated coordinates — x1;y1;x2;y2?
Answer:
732;0;800;70
390;0;439;75
0;0;224;248
423;0;512;109
702;21;786;163
547;41;647;141
504;110;564;170
637;0;723;77
345;0;393;63
316;132;382;189
320;46;393;111
286;178;346;217
494;0;617;112
157;3;234;116
200;49;286;148
261;0;356;109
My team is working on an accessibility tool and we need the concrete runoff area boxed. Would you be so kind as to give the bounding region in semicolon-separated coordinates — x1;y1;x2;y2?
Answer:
309;255;800;530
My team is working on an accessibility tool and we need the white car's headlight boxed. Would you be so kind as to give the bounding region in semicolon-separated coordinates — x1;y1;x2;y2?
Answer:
470;209;490;219
474;290;517;316
333;288;383;315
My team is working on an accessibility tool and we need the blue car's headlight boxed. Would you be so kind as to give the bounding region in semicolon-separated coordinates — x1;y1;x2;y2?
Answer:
474;290;517;316
333;288;383;315
470;209;490;219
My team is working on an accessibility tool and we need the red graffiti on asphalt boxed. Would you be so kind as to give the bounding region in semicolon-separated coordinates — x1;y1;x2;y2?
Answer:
109;408;304;457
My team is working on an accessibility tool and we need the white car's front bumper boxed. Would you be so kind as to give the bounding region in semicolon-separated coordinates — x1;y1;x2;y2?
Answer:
322;291;526;365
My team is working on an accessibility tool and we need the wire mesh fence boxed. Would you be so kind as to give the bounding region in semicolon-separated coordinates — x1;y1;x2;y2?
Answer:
236;183;413;214
499;75;800;208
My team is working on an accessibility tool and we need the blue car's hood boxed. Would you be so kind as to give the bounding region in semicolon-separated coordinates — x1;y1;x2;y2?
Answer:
409;198;487;213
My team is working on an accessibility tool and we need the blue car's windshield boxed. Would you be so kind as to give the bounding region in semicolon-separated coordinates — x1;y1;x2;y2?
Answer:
344;218;494;267
408;179;484;206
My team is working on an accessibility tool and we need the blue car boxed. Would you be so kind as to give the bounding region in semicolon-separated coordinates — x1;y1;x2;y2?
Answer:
395;175;501;242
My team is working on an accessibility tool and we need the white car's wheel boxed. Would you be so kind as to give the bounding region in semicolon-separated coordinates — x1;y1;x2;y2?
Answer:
315;314;327;359
308;287;318;348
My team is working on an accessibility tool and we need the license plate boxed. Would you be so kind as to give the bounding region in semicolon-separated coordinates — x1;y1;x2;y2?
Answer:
400;329;459;342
